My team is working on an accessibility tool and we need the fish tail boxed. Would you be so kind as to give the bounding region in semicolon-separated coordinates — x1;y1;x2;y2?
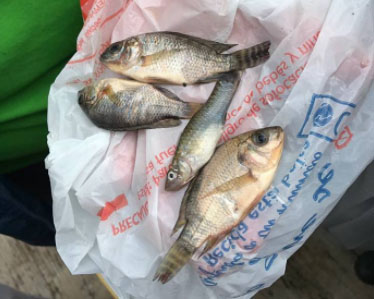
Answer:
153;240;194;284
181;102;203;118
230;41;270;70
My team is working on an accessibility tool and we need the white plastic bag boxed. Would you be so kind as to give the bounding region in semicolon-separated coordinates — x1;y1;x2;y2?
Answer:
46;0;374;298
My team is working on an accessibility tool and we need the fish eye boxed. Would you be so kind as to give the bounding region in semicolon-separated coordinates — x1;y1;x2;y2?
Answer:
168;171;177;180
110;43;122;53
252;132;268;146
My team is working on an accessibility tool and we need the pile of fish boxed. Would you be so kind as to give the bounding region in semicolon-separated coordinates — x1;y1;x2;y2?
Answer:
78;31;284;284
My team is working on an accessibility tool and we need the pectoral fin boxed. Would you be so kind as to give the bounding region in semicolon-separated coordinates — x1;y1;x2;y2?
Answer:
100;85;122;106
141;49;182;67
204;174;256;199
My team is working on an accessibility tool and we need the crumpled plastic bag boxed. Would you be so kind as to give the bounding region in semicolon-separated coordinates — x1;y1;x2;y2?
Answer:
46;0;374;298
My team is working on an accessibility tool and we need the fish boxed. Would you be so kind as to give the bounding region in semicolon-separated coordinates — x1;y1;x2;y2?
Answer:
153;126;284;284
78;78;202;130
165;71;241;191
100;31;270;85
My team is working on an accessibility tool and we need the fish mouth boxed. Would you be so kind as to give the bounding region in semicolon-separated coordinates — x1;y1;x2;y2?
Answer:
99;52;108;63
78;89;85;106
100;49;115;63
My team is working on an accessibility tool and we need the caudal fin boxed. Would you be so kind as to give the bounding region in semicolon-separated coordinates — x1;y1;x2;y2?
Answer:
230;41;271;70
153;240;194;284
182;102;202;118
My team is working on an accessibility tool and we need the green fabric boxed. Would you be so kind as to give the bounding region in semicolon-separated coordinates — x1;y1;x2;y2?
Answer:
0;1;83;173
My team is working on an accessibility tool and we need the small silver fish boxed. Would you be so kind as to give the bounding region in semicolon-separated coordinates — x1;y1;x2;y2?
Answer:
100;31;270;85
165;71;241;191
78;78;202;130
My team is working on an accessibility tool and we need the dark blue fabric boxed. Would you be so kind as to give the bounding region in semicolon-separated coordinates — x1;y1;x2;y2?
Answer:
0;162;55;246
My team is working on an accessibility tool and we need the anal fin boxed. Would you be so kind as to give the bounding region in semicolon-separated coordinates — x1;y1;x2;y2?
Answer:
153;85;181;101
171;180;195;236
151;118;181;129
199;234;225;258
195;71;239;84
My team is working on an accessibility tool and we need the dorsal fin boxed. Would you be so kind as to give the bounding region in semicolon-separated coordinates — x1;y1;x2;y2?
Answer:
161;31;237;53
99;84;122;106
201;174;256;200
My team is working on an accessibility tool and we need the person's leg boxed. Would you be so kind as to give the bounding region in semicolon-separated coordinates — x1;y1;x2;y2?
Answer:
0;162;55;246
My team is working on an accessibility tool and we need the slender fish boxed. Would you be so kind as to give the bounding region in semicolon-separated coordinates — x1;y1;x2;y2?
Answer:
165;71;241;191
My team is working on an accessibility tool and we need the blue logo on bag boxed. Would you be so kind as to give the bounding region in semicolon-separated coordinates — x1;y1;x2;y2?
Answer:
313;103;333;127
298;94;356;142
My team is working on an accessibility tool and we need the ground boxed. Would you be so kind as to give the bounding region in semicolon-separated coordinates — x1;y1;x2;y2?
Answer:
0;228;372;299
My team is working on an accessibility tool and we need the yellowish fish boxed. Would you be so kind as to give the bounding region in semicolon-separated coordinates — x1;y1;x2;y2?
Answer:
78;78;201;130
154;126;284;284
100;31;270;85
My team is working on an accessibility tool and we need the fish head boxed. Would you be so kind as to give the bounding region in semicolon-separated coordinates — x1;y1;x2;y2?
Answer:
78;85;99;110
238;126;284;172
165;158;193;191
100;37;143;70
